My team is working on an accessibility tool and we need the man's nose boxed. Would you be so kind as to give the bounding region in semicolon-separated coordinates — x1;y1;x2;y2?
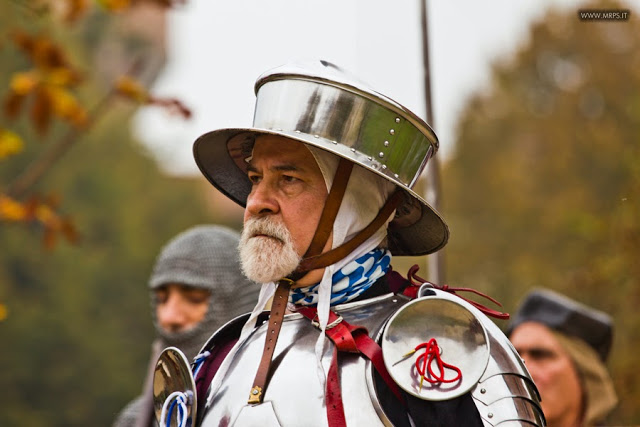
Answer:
157;294;188;333
245;181;279;217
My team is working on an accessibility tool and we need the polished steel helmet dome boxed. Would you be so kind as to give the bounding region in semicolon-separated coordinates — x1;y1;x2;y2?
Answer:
193;60;448;256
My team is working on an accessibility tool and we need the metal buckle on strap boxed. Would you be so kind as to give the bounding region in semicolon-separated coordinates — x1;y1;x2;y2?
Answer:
311;315;344;330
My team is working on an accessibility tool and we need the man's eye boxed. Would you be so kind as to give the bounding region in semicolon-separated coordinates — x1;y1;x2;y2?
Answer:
528;348;556;360
248;174;261;184
185;291;210;304
154;290;168;304
282;175;299;183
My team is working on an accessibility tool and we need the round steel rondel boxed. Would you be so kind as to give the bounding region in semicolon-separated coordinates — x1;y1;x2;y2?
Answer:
381;293;490;401
153;347;197;427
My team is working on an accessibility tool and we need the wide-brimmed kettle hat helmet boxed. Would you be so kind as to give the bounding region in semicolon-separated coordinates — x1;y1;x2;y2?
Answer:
193;60;449;256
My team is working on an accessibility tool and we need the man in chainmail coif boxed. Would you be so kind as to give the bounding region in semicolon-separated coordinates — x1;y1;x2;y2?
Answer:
113;225;259;427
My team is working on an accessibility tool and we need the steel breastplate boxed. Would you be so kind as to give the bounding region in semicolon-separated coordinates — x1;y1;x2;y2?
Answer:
201;293;408;427
198;289;545;427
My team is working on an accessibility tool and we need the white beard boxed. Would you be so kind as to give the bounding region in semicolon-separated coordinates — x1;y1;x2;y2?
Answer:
239;216;301;283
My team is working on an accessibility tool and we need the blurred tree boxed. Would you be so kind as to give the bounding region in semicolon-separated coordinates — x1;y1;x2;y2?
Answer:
0;1;237;426
442;0;639;423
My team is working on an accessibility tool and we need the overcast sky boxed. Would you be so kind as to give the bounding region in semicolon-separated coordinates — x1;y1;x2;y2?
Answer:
133;0;637;175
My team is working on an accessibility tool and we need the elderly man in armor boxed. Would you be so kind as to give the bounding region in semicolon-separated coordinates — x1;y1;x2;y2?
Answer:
153;61;544;427
508;289;618;427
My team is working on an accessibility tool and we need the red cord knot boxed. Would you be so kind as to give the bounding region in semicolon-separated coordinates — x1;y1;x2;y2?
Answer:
406;265;510;320
412;338;462;388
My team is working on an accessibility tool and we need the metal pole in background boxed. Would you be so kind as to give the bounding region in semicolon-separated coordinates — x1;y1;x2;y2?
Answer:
420;0;446;284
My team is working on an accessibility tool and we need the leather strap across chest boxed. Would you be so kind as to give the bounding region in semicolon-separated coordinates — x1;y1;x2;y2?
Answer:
247;279;292;404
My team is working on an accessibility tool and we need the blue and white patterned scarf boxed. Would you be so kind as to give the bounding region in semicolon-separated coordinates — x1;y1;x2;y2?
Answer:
290;248;392;307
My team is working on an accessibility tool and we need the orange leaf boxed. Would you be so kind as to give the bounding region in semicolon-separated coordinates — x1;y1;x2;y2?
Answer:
11;31;35;56
11;31;72;71
115;75;150;103
33;38;67;70
3;92;25;119
46;67;82;87
0;128;25;159
96;0;132;12
47;86;88;127
0;194;29;221
10;71;40;95
30;87;53;134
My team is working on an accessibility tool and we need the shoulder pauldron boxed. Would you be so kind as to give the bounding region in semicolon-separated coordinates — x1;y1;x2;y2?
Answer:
380;287;545;426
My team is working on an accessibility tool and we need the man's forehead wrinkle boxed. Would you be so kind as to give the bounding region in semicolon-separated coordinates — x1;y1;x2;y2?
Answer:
274;164;302;172
247;156;309;174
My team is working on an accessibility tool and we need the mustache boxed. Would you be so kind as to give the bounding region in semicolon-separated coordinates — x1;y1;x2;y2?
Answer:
242;217;290;243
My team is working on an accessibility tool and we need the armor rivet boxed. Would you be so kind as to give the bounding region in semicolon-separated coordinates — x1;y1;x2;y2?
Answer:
252;389;259;395
294;130;301;133
332;141;338;145
394;174;399;178
384;141;390;147
389;129;395;135
379;152;384;158
350;148;356;153
488;413;493;418
480;388;486;394
382;165;387;170
405;182;409;186
367;156;372;161
392;299;397;303
395;117;401;123
314;134;320;138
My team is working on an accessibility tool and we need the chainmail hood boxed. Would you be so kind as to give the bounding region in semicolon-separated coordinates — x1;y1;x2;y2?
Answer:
149;225;260;360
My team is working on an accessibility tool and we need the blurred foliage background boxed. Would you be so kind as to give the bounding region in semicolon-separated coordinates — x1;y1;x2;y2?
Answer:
0;0;638;426
0;1;241;426
442;1;639;424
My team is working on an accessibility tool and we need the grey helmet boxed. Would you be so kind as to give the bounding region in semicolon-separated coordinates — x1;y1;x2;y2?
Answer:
149;225;259;360
193;60;448;256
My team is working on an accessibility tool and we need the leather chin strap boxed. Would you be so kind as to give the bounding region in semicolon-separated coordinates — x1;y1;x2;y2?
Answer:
296;189;403;274
247;156;402;405
290;157;403;281
287;158;353;282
